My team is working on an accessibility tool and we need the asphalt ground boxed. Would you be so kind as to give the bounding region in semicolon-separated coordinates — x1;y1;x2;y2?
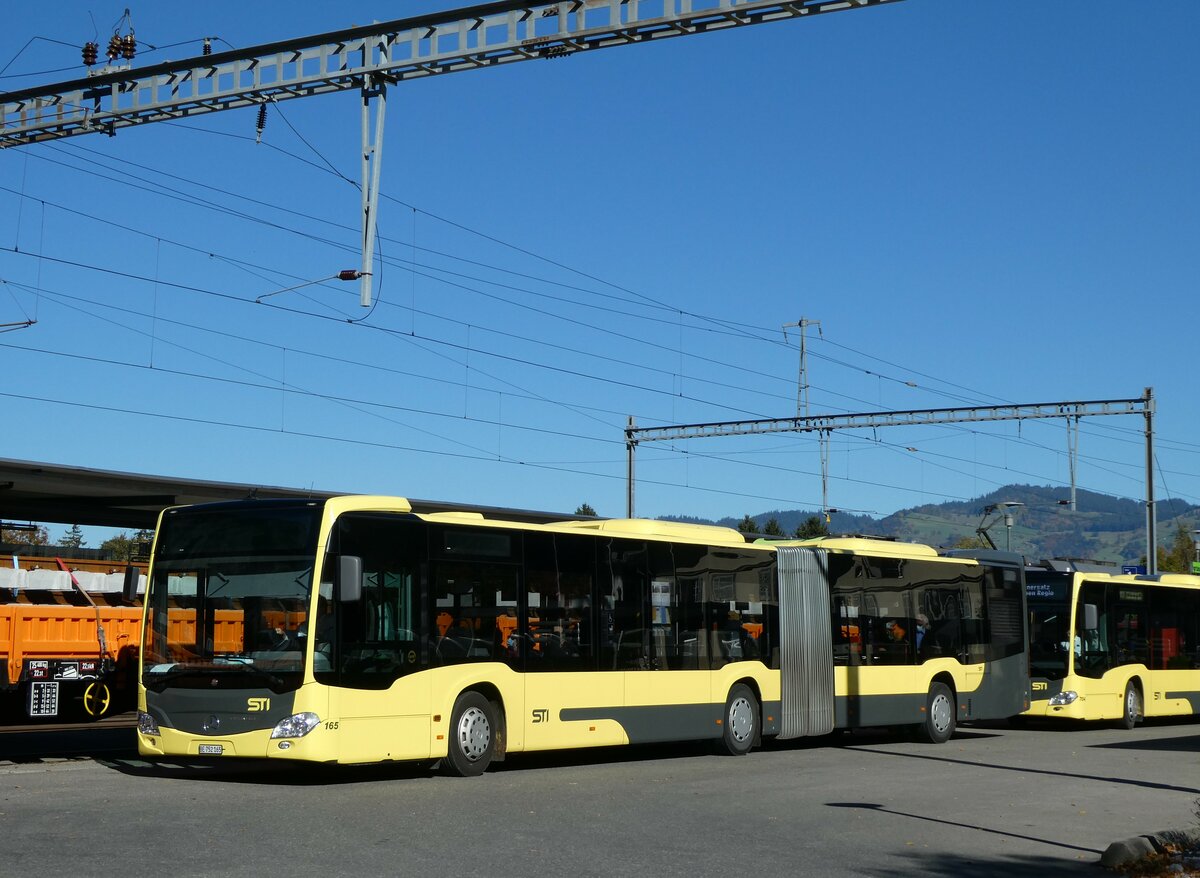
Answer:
2;716;1197;877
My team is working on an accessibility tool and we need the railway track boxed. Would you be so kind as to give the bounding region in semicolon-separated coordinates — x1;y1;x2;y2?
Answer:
0;710;135;735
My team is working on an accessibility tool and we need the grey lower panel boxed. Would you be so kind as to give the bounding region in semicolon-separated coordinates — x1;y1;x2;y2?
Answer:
1164;691;1200;712
835;692;927;728
834;655;1030;729
963;652;1030;720
1029;677;1064;703
761;700;781;736
561;703;722;744
147;687;296;736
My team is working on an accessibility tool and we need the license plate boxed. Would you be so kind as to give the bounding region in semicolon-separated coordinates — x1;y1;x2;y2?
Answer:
198;744;224;755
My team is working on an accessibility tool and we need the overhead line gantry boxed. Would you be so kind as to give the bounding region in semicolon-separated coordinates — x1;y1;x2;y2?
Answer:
1;0;905;305
625;389;1161;573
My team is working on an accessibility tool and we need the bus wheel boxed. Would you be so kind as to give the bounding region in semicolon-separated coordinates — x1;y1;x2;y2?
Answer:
918;682;956;744
1118;681;1142;730
444;691;496;777
719;684;758;756
82;682;112;720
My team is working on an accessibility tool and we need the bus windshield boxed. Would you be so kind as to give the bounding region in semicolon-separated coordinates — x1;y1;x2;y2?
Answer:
1026;578;1071;680
141;502;323;692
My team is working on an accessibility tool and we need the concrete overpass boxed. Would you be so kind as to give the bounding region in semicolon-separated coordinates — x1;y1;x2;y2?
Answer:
0;457;580;531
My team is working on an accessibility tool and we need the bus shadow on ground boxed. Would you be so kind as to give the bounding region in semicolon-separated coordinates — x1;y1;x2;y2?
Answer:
815;726;1003;747
95;739;725;785
999;715;1200;736
888;850;1100;877
97;756;436;786
1089;728;1200;753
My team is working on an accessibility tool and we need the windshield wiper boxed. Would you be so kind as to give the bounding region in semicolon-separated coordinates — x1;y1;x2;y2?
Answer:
145;663;289;692
233;663;288;692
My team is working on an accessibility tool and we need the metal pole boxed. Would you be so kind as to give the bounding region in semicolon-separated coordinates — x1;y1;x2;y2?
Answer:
1145;386;1156;575
360;68;387;307
1068;414;1079;512
782;318;820;417
625;416;636;519
820;429;830;514
799;323;809;418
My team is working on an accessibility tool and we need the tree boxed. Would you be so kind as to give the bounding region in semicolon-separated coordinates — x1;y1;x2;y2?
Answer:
100;532;136;561
952;535;989;550
762;518;785;537
736;514;758;534
61;524;87;550
793;515;829;539
574;502;597;517
0;524;49;546
1157;522;1197;574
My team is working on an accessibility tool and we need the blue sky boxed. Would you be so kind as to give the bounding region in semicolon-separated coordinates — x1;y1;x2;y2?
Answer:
1;0;1197;542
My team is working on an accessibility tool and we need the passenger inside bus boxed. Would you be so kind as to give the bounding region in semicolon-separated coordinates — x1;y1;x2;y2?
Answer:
438;616;475;658
914;614;929;654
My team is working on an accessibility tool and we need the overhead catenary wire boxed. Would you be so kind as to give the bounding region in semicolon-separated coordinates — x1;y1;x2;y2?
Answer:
3;101;1193;521
17;146;1190;462
7;238;1190;508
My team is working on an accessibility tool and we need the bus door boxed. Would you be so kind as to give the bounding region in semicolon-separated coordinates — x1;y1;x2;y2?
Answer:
775;546;834;738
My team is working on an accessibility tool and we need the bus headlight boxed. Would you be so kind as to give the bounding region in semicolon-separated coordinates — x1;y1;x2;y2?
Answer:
137;711;160;735
270;712;321;739
1048;691;1078;706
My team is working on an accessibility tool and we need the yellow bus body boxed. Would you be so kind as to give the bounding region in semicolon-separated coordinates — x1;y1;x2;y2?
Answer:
1025;570;1200;724
137;496;1028;766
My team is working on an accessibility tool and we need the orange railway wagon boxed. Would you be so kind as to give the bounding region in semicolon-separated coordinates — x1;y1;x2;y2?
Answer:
2;555;309;720
0;558;145;720
0;604;142;718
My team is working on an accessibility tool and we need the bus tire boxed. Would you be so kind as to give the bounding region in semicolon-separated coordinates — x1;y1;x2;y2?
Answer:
719;683;758;756
918;682;956;744
444;691;496;777
1118;681;1142;730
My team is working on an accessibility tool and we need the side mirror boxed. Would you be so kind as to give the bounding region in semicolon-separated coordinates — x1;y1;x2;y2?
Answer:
1083;603;1099;631
122;565;141;603
338;555;363;602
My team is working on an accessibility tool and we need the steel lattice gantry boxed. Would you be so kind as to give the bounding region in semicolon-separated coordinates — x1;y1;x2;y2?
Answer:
624;390;1161;572
0;0;904;305
0;0;902;145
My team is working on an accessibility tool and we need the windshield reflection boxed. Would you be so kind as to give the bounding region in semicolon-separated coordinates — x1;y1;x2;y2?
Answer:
143;558;313;690
1027;575;1075;681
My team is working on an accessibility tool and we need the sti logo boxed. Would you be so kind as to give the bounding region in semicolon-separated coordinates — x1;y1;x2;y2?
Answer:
531;708;549;723
1031;682;1048;691
247;697;271;712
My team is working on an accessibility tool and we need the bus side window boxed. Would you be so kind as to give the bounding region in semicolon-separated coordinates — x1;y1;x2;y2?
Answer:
524;533;595;672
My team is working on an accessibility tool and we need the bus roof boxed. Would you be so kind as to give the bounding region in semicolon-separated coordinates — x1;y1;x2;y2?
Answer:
759;536;944;559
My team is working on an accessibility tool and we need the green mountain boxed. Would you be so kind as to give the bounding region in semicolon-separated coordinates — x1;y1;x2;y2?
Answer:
664;485;1198;566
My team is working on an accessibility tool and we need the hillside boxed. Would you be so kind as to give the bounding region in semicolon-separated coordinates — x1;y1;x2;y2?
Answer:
663;485;1198;565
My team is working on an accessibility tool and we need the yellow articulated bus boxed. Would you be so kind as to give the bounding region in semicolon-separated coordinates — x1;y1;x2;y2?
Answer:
1025;560;1200;727
135;496;1028;774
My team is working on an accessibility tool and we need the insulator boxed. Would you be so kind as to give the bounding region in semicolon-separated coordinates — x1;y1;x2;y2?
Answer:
82;42;99;66
202;38;212;56
106;34;122;62
121;34;137;60
337;270;361;281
